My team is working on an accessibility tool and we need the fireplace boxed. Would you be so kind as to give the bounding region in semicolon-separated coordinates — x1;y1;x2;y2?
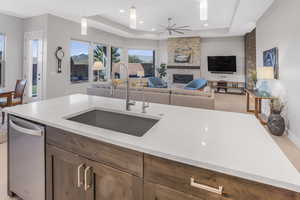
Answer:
173;74;194;84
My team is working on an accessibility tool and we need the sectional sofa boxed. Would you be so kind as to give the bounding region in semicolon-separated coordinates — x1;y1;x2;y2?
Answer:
87;83;215;110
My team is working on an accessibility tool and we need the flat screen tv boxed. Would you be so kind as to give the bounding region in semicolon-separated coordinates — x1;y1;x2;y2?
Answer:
208;56;237;73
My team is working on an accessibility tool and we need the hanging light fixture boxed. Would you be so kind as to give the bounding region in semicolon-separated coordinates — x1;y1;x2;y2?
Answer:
81;17;88;35
200;0;208;21
129;6;137;29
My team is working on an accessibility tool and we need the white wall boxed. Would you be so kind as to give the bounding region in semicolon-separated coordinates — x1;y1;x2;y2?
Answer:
256;0;300;146
200;37;245;82
0;13;23;91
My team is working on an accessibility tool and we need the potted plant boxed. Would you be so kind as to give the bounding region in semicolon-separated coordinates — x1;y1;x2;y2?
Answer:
157;64;167;78
267;98;285;136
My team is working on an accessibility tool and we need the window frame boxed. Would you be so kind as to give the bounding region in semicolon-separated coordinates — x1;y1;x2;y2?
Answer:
69;39;91;84
0;33;6;88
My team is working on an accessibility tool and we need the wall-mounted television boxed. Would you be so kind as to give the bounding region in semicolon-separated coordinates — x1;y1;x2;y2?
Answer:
208;56;237;73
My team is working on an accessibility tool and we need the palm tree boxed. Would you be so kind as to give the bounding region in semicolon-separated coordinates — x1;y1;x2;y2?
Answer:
111;47;121;63
94;46;107;66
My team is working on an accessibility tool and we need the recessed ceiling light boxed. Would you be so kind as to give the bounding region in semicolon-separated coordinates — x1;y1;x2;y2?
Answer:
203;23;208;27
151;28;156;31
119;9;125;13
139;20;144;24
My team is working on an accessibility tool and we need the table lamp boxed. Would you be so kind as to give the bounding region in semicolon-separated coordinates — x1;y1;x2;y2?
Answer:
137;71;144;78
93;61;104;81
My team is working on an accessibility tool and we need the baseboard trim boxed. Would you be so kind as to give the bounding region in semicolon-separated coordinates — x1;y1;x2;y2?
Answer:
287;129;300;148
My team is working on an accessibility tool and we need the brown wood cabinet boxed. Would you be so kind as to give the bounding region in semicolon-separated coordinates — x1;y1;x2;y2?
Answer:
144;182;225;200
46;145;86;200
46;144;143;200
45;126;300;200
85;159;143;200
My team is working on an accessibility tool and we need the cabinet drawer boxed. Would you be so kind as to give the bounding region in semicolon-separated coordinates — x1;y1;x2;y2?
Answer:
144;182;224;200
144;154;300;200
46;126;143;177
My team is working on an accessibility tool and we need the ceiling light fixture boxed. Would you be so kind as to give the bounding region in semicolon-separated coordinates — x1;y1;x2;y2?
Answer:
81;17;88;35
151;28;156;31
200;0;208;21
120;9;125;13
139;20;144;24
129;6;137;29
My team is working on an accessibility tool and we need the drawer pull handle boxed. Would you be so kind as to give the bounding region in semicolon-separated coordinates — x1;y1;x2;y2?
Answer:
84;166;92;191
77;163;84;188
190;177;223;195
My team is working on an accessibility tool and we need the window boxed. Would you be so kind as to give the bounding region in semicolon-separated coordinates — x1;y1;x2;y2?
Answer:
93;44;107;81
128;49;155;78
70;40;89;83
0;34;5;87
31;40;39;97
111;47;122;79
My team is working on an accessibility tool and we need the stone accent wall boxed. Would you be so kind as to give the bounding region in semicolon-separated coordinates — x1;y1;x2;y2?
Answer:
167;37;201;66
245;29;256;89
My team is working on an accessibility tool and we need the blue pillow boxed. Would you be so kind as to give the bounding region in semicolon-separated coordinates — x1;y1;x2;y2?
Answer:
184;79;208;90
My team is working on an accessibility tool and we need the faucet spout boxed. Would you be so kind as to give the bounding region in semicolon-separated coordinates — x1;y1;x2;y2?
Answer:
121;63;135;111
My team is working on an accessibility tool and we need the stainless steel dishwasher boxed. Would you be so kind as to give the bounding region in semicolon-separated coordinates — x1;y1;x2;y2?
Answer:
8;115;45;200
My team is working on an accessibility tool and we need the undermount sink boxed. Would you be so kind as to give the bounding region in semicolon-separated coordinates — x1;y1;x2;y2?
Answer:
67;109;160;137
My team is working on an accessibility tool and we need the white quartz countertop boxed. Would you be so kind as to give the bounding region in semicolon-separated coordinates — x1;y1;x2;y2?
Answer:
4;94;300;192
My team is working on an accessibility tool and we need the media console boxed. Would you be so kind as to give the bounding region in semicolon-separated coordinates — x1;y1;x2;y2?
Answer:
208;80;245;95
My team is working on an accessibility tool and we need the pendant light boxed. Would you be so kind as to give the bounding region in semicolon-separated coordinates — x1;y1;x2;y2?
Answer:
200;0;208;21
81;17;88;35
129;6;137;29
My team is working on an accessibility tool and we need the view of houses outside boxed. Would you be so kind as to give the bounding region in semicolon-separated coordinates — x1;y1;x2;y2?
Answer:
70;40;89;83
128;49;155;77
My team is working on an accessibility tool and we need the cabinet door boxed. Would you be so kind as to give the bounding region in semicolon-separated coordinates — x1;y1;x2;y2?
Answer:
46;145;86;200
84;159;143;200
144;182;224;200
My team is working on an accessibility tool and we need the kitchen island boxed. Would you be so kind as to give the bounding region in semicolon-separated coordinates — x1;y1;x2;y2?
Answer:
5;94;300;200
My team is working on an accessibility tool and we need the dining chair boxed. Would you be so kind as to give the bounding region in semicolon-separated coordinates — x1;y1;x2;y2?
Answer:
0;79;27;124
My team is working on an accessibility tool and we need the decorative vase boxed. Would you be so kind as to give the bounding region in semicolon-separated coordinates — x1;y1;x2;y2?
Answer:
267;111;285;136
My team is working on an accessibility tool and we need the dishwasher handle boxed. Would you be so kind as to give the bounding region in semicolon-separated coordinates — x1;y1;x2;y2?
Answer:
9;119;43;137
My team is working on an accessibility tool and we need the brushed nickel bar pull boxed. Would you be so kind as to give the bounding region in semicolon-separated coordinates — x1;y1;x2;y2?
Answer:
84;166;92;191
77;163;84;188
190;177;223;195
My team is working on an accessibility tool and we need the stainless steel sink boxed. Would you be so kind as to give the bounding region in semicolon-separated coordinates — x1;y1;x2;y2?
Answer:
67;109;159;137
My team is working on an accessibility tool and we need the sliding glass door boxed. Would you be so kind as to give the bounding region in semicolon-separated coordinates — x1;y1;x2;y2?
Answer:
0;34;5;87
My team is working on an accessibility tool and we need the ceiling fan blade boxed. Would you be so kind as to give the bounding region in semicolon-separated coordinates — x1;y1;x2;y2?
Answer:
175;28;192;31
171;23;177;28
174;30;185;34
174;26;190;29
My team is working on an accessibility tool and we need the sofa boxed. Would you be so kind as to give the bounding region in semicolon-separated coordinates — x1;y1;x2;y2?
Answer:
87;83;215;110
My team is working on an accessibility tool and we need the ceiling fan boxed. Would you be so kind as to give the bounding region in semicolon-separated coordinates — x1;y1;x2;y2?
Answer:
160;18;192;35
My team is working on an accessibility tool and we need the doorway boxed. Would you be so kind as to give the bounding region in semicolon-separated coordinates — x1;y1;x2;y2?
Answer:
24;32;43;102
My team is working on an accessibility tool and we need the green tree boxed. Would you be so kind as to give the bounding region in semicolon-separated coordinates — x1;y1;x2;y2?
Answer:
157;63;167;78
111;47;121;63
129;55;143;63
93;46;107;66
